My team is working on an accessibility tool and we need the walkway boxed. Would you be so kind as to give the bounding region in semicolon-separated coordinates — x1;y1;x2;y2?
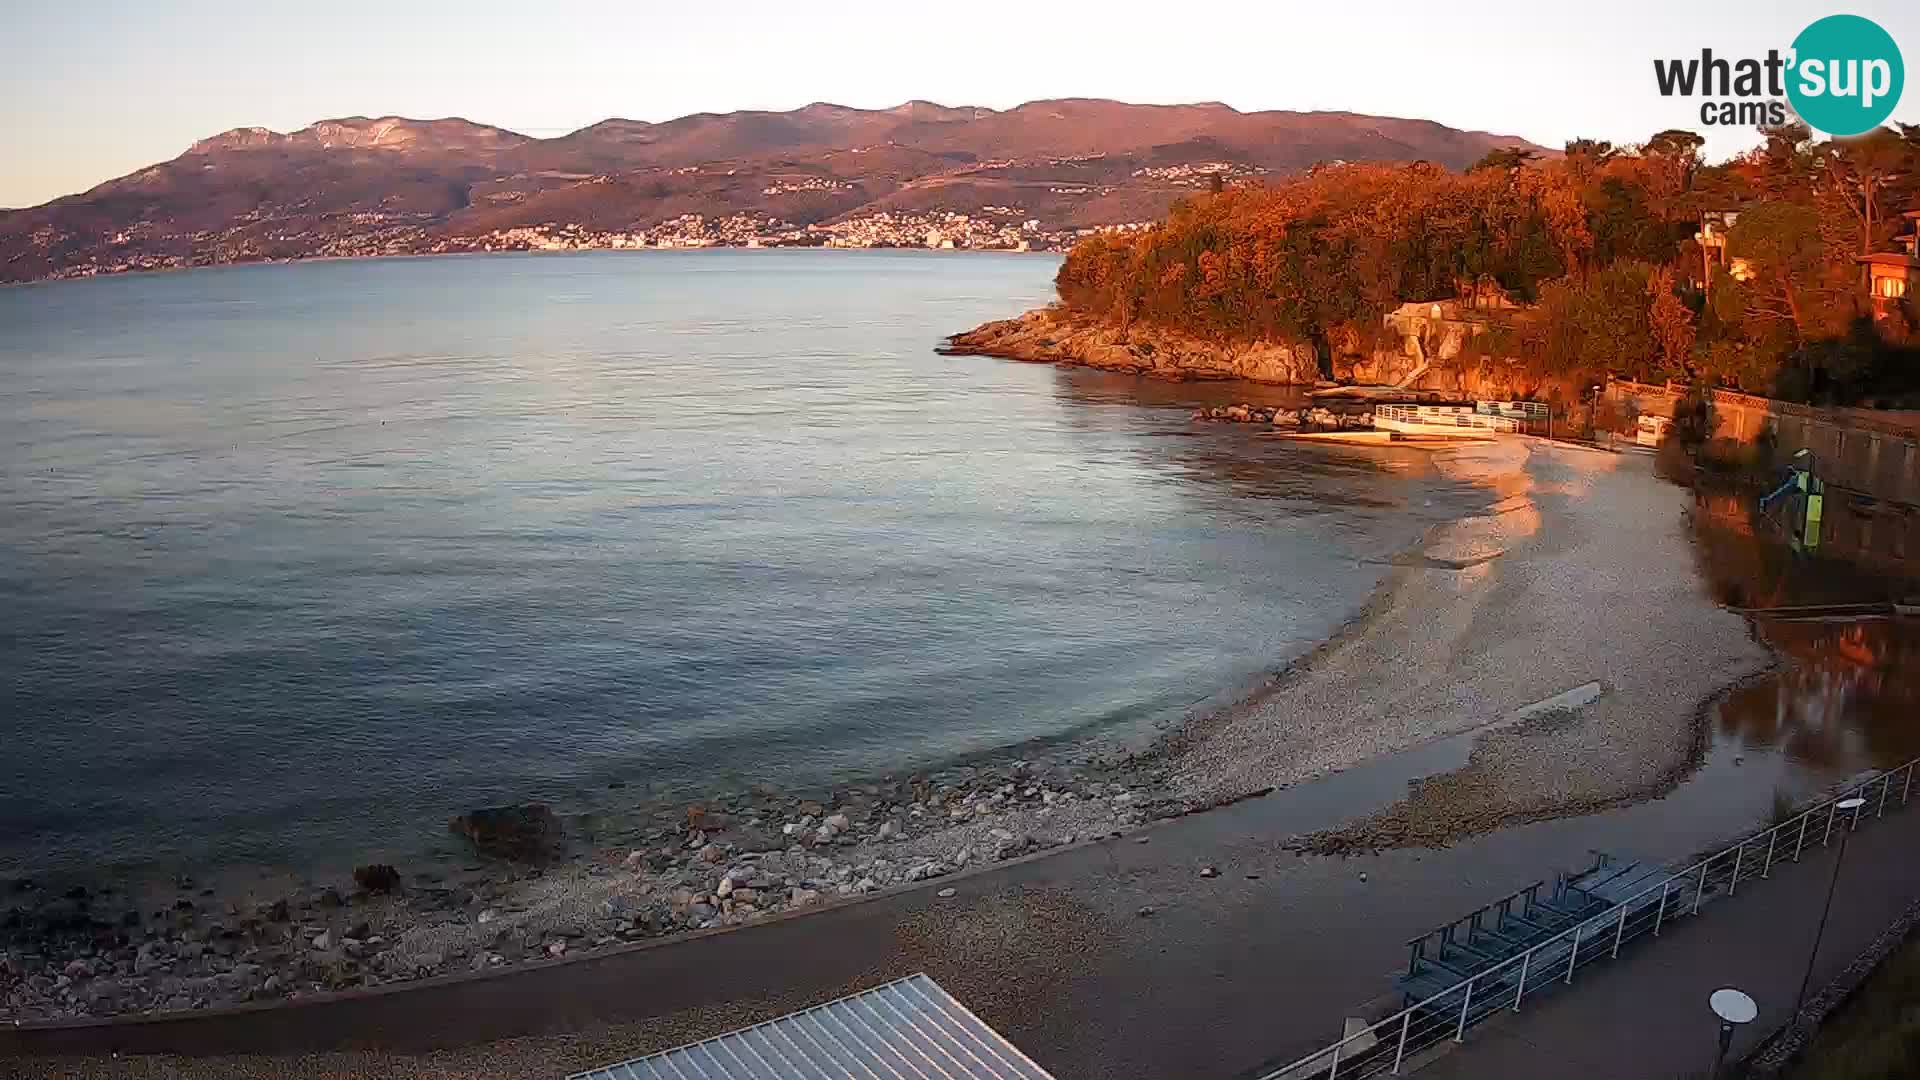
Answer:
1418;801;1920;1080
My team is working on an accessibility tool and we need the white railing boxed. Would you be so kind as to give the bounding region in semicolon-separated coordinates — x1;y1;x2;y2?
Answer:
1374;405;1522;435
1262;755;1920;1080
1475;401;1551;422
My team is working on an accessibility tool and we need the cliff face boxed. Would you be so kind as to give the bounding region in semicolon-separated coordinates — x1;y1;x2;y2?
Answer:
940;308;1323;385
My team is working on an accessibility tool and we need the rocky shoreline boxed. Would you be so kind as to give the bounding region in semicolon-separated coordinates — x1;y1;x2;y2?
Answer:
1;751;1190;1024
939;307;1324;385
1191;402;1378;430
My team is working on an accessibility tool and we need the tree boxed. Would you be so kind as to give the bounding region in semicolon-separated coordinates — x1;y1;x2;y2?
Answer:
1643;129;1707;162
1726;201;1850;340
1648;266;1696;374
1562;138;1617;181
1469;147;1540;173
1534;262;1684;382
1639;129;1708;218
1810;128;1920;279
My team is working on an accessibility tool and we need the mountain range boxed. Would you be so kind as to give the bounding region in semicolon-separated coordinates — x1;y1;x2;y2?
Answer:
0;99;1548;283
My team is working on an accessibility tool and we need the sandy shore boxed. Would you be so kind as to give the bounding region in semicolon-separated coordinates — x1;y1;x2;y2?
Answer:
1;436;1774;1055
1176;438;1772;844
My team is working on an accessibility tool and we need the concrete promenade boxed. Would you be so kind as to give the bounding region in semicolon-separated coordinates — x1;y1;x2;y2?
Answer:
1419;799;1920;1080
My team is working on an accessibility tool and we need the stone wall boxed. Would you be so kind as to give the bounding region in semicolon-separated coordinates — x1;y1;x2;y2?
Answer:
1605;379;1920;506
1608;379;1920;572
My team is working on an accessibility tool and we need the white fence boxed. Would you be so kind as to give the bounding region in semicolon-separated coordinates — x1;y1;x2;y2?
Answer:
1374;405;1521;437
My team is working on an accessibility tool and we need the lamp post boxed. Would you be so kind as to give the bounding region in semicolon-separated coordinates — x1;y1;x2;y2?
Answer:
1709;988;1757;1079
1794;797;1867;1014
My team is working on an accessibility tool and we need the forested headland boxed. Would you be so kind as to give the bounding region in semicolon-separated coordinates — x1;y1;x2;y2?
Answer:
1052;124;1920;407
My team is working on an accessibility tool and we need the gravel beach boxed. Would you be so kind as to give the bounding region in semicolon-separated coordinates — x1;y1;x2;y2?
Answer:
1177;439;1772;843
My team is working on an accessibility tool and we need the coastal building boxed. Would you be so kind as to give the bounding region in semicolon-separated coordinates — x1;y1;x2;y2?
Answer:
1859;208;1920;317
1860;251;1917;304
1695;209;1754;289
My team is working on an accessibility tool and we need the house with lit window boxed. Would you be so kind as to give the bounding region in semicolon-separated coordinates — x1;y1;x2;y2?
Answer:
1695;209;1754;287
1861;251;1916;302
1858;210;1920;315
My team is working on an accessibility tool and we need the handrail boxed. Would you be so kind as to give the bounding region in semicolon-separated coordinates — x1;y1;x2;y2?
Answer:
1261;754;1920;1079
1375;405;1522;434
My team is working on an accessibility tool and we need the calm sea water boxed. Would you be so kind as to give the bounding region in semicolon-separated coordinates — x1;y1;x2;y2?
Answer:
0;250;1473;877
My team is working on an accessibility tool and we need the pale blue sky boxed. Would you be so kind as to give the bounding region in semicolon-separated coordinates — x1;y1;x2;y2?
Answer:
5;0;1918;208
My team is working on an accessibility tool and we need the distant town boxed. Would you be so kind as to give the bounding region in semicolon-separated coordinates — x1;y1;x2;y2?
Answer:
27;211;1170;281
1;102;1537;286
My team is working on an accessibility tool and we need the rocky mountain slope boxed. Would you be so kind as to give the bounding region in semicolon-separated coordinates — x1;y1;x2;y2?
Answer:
1;100;1548;283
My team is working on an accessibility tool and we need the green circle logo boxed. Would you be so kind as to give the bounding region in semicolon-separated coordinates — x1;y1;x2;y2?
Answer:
1787;15;1904;136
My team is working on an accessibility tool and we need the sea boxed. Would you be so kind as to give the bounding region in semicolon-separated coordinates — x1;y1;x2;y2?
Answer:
0;249;1478;880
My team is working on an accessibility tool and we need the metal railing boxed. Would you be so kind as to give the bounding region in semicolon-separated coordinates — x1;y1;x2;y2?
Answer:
1374;405;1522;435
1475;401;1551;422
1261;755;1920;1080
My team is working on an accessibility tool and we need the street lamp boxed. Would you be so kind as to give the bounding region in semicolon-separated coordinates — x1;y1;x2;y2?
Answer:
1794;796;1868;1014
1709;988;1757;1079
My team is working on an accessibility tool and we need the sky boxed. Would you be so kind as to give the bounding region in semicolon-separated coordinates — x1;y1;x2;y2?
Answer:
5;0;1919;209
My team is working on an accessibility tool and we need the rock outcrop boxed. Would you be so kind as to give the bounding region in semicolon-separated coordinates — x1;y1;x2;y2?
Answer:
941;308;1323;385
450;804;564;863
947;306;1557;400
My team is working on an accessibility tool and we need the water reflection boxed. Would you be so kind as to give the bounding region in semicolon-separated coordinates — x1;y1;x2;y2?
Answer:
1045;366;1489;517
1691;488;1920;779
1714;617;1920;776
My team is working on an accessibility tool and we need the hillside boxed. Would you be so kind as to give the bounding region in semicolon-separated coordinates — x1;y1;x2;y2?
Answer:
0;100;1549;283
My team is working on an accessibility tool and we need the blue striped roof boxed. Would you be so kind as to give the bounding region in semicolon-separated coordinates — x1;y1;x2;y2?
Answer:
569;974;1056;1080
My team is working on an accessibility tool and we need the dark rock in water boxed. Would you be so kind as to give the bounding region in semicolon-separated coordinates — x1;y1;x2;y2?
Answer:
265;899;290;922
450;803;565;862
30;899;93;936
317;887;344;909
353;864;401;894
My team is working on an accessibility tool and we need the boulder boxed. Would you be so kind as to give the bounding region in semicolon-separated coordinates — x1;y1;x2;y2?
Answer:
352;864;401;894
449;804;564;862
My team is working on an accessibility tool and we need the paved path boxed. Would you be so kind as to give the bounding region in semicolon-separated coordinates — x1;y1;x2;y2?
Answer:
1419;799;1920;1080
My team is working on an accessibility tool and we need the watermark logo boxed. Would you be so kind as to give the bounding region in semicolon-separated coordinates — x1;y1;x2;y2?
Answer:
1653;14;1904;136
1786;14;1902;136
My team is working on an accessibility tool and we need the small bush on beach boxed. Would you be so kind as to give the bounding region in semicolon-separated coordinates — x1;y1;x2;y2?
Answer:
1695;438;1773;483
